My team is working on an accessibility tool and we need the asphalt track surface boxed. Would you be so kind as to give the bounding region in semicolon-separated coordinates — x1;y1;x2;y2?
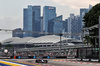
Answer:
0;59;100;66
0;59;40;66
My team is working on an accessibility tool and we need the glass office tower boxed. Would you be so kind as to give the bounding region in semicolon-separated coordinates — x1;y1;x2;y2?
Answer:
12;28;23;38
67;14;81;39
48;15;63;34
32;6;41;37
23;5;41;37
80;8;89;29
43;6;56;33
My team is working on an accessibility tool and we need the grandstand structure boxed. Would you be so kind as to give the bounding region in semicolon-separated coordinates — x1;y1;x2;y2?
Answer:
1;35;91;57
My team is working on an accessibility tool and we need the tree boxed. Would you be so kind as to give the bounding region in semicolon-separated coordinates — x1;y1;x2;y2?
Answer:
83;3;100;27
83;3;100;46
5;44;13;49
0;43;2;51
0;43;2;47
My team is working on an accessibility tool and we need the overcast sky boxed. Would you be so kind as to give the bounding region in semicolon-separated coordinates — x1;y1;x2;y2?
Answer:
0;0;100;41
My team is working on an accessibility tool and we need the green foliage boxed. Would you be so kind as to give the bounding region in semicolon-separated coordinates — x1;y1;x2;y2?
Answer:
83;3;100;27
83;3;100;46
0;43;2;47
5;44;13;48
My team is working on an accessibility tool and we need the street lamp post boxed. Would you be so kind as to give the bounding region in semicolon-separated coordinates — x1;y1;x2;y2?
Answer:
59;28;63;56
13;45;14;59
82;30;84;60
99;16;100;61
59;33;62;55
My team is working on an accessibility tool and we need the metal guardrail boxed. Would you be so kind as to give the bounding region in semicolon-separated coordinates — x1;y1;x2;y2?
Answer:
15;44;91;51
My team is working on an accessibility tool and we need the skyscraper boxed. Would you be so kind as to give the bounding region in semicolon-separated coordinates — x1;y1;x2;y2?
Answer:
43;6;56;32
89;4;92;10
80;5;92;29
80;5;92;40
62;19;68;37
67;14;81;39
40;16;43;32
71;15;81;39
23;5;41;37
23;6;33;37
48;15;63;34
12;28;23;38
32;6;41;37
80;8;89;29
63;19;68;32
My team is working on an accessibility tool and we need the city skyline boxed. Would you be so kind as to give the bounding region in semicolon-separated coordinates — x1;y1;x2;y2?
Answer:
0;0;99;29
0;0;99;41
0;1;100;64
14;5;90;39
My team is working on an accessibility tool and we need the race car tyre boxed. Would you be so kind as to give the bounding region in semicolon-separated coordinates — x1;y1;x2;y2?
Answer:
44;60;48;63
36;60;38;63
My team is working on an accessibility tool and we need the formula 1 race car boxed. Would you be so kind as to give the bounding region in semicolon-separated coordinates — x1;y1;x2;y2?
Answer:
35;59;48;63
